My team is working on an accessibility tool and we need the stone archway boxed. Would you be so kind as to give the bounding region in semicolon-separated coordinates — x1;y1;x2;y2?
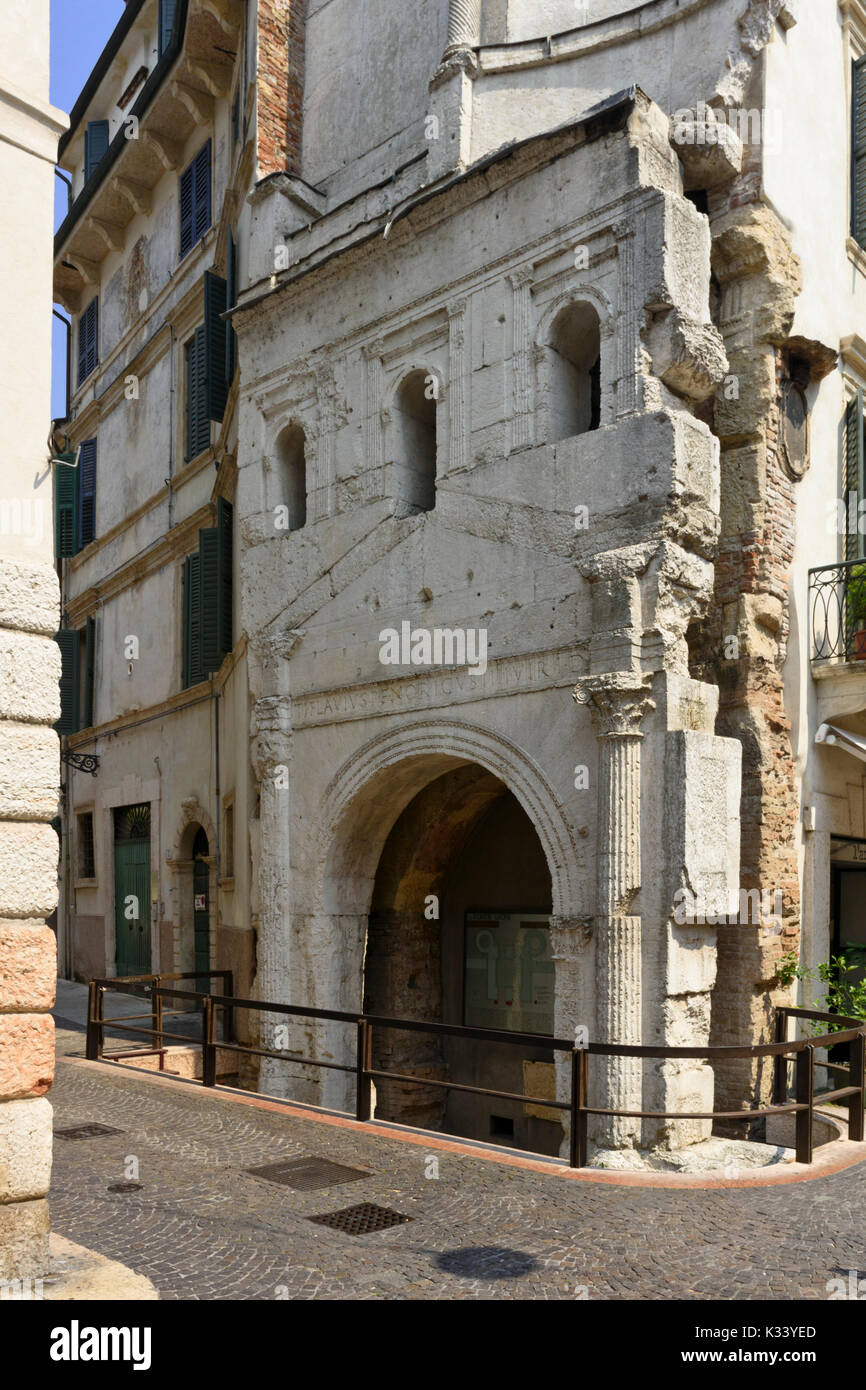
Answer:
165;799;217;986
290;720;590;1129
361;762;560;1154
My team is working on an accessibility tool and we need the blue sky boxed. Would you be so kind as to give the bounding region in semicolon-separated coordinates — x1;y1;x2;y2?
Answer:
51;0;126;419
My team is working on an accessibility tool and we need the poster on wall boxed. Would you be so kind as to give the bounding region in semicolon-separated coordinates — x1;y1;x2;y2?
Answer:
464;912;554;1034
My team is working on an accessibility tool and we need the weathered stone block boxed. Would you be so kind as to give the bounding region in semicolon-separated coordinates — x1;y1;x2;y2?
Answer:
0;558;58;637
0;721;58;819
0;628;60;726
0;822;58;917
0;921;56;1011
0;1015;54;1099
0;1097;52;1200
0;1197;50;1281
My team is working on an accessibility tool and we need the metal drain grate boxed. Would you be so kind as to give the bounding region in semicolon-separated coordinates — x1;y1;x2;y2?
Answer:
107;1182;143;1194
54;1123;125;1140
246;1157;370;1191
308;1202;412;1235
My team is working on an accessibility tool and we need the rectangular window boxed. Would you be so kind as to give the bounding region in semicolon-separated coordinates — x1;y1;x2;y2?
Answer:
84;120;109;183
185;326;209;460
77;812;95;879
158;0;177;56
77;298;98;387
179;140;211;260
463;912;554;1035
853;56;866;248
182;498;233;688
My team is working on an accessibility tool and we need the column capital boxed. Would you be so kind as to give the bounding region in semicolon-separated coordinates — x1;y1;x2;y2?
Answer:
574;673;655;738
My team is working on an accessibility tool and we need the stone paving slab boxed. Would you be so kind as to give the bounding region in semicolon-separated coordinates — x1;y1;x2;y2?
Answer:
49;1029;866;1301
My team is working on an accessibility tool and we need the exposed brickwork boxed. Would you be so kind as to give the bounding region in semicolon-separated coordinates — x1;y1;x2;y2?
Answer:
690;189;803;1114
256;0;306;178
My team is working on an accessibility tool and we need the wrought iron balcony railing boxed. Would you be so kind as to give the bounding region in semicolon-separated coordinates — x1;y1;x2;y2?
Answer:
809;558;866;664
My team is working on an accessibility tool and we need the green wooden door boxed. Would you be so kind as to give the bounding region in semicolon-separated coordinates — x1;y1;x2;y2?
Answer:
114;805;151;977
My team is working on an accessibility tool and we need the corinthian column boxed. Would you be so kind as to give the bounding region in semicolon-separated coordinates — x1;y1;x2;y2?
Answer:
575;673;654;1149
445;0;482;56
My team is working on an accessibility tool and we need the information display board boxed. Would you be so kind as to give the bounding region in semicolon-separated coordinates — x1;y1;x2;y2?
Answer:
463;912;554;1034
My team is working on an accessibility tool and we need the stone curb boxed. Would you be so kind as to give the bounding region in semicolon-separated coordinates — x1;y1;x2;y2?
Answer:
65;1054;866;1191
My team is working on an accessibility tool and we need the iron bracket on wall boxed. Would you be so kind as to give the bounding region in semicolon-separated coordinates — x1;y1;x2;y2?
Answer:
61;751;100;776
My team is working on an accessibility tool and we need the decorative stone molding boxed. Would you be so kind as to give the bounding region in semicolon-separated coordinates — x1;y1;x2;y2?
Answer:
574;673;655;740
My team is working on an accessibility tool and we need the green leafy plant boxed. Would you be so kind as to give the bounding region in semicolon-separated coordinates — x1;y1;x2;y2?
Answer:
847;562;866;627
777;951;866;1034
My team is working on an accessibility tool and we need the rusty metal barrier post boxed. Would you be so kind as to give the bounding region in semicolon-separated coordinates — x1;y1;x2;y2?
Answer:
223;971;234;1044
795;1043;814;1165
773;1009;788;1106
849;1029;866;1143
201;996;217;1088
356;1019;372;1121
150;976;162;1050
569;1047;588;1169
85;980;102;1061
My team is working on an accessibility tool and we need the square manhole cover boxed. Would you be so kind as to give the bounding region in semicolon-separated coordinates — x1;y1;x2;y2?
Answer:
247;1157;370;1191
308;1202;412;1235
54;1124;125;1140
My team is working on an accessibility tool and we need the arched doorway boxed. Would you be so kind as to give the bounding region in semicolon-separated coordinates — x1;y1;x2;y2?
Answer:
192;826;211;977
362;764;558;1156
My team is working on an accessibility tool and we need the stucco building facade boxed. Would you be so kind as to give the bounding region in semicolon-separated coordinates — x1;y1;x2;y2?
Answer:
52;0;866;1160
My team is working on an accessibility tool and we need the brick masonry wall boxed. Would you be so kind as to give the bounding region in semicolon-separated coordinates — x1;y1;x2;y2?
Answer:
0;559;60;1279
256;0;306;178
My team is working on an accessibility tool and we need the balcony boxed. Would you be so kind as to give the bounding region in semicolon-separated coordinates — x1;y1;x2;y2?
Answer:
809;559;866;665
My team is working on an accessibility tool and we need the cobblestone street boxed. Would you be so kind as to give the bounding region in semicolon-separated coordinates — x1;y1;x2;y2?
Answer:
48;1028;866;1302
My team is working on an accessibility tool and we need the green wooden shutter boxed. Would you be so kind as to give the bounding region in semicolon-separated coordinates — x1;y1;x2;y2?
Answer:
853;57;866;246
225;234;237;385
56;628;80;735
78;438;97;548
204;270;228;421
84;120;109;182
158;0;177;55
844;391;864;563
193;141;211;242
184;552;204;687
198;526;220;675
182;555;191;688
186;326;210;459
54;454;79;558
217;497;233;659
82;616;95;729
